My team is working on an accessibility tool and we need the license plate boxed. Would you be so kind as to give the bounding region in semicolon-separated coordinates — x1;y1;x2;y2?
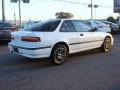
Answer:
13;47;19;53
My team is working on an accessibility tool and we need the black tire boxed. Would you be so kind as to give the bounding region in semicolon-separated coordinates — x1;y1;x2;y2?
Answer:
50;45;68;65
101;37;112;52
111;29;115;34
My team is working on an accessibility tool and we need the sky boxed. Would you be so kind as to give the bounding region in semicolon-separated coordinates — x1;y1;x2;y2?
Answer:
0;0;119;21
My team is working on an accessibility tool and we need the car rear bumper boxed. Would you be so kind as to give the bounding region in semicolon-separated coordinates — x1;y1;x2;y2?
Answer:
8;43;52;58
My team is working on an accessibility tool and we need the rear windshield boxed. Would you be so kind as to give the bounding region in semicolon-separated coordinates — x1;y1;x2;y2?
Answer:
103;22;109;24
0;22;13;27
23;20;61;32
94;21;103;25
85;22;91;25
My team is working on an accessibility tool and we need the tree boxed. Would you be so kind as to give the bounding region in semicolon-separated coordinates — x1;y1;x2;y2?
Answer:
55;12;74;19
107;16;115;23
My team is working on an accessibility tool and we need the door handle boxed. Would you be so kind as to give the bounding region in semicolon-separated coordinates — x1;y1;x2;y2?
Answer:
80;34;84;36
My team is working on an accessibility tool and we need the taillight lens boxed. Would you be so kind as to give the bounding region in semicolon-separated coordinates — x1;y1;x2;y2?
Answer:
21;37;41;42
11;28;16;32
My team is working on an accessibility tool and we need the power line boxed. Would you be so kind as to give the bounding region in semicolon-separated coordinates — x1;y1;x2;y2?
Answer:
37;0;89;5
99;4;112;8
37;0;112;8
52;0;88;5
37;0;112;20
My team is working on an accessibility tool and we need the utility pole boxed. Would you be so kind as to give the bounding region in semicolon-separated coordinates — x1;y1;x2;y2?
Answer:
2;0;5;21
14;12;16;26
91;0;93;20
94;5;99;20
18;0;22;27
88;0;93;20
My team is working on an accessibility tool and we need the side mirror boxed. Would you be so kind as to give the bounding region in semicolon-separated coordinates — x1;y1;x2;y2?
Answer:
90;28;97;32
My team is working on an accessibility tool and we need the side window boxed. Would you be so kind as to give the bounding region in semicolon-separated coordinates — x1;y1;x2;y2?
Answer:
72;21;92;32
60;20;76;32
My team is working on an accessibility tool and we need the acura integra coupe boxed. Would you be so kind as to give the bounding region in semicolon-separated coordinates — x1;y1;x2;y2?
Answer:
8;19;114;65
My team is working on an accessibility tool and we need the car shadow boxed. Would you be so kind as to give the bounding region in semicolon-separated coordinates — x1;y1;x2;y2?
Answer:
0;48;107;74
0;49;102;71
0;53;54;73
0;41;10;46
0;48;102;65
70;48;101;56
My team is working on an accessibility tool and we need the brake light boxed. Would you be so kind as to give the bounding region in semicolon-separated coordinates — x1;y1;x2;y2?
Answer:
11;28;16;32
21;37;41;42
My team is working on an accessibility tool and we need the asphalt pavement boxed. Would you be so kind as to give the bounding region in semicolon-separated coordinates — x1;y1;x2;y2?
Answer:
0;35;120;90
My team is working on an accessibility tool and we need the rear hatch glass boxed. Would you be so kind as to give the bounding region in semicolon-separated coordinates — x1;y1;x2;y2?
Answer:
23;20;61;32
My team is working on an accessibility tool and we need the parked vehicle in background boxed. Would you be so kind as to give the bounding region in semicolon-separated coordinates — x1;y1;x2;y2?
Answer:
86;21;111;33
0;22;16;41
102;21;119;34
8;19;114;65
21;21;40;29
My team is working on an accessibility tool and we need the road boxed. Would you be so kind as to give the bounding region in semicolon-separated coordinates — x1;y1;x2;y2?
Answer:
0;35;120;90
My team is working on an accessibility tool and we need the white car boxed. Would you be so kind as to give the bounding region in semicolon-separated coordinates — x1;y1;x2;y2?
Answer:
86;21;111;33
8;19;114;65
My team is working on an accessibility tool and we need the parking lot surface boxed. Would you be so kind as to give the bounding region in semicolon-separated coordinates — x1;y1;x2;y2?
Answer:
0;35;120;90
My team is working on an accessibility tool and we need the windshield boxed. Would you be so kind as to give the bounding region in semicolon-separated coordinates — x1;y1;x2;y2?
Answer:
23;20;61;32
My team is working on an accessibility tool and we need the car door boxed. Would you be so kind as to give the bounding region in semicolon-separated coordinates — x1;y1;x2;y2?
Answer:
71;20;101;51
59;20;79;53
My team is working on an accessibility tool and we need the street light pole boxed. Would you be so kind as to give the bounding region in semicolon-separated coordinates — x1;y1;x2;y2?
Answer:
88;0;93;20
18;0;22;27
2;0;5;21
14;12;16;26
94;5;99;20
91;0;93;20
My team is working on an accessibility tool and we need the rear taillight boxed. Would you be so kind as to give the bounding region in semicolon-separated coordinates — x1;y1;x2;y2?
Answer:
21;37;41;42
11;28;16;32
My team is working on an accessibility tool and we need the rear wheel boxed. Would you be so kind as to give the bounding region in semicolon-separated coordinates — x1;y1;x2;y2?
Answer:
51;45;68;65
111;29;115;34
101;37;112;52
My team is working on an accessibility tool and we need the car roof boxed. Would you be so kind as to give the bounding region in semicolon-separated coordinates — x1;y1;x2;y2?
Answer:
47;19;82;21
103;21;117;25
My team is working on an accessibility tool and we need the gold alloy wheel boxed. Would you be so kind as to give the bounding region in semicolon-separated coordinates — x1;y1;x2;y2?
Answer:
103;37;111;52
53;45;68;65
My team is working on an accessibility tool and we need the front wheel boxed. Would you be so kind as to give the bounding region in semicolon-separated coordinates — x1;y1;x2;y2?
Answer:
101;37;112;52
51;45;68;65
